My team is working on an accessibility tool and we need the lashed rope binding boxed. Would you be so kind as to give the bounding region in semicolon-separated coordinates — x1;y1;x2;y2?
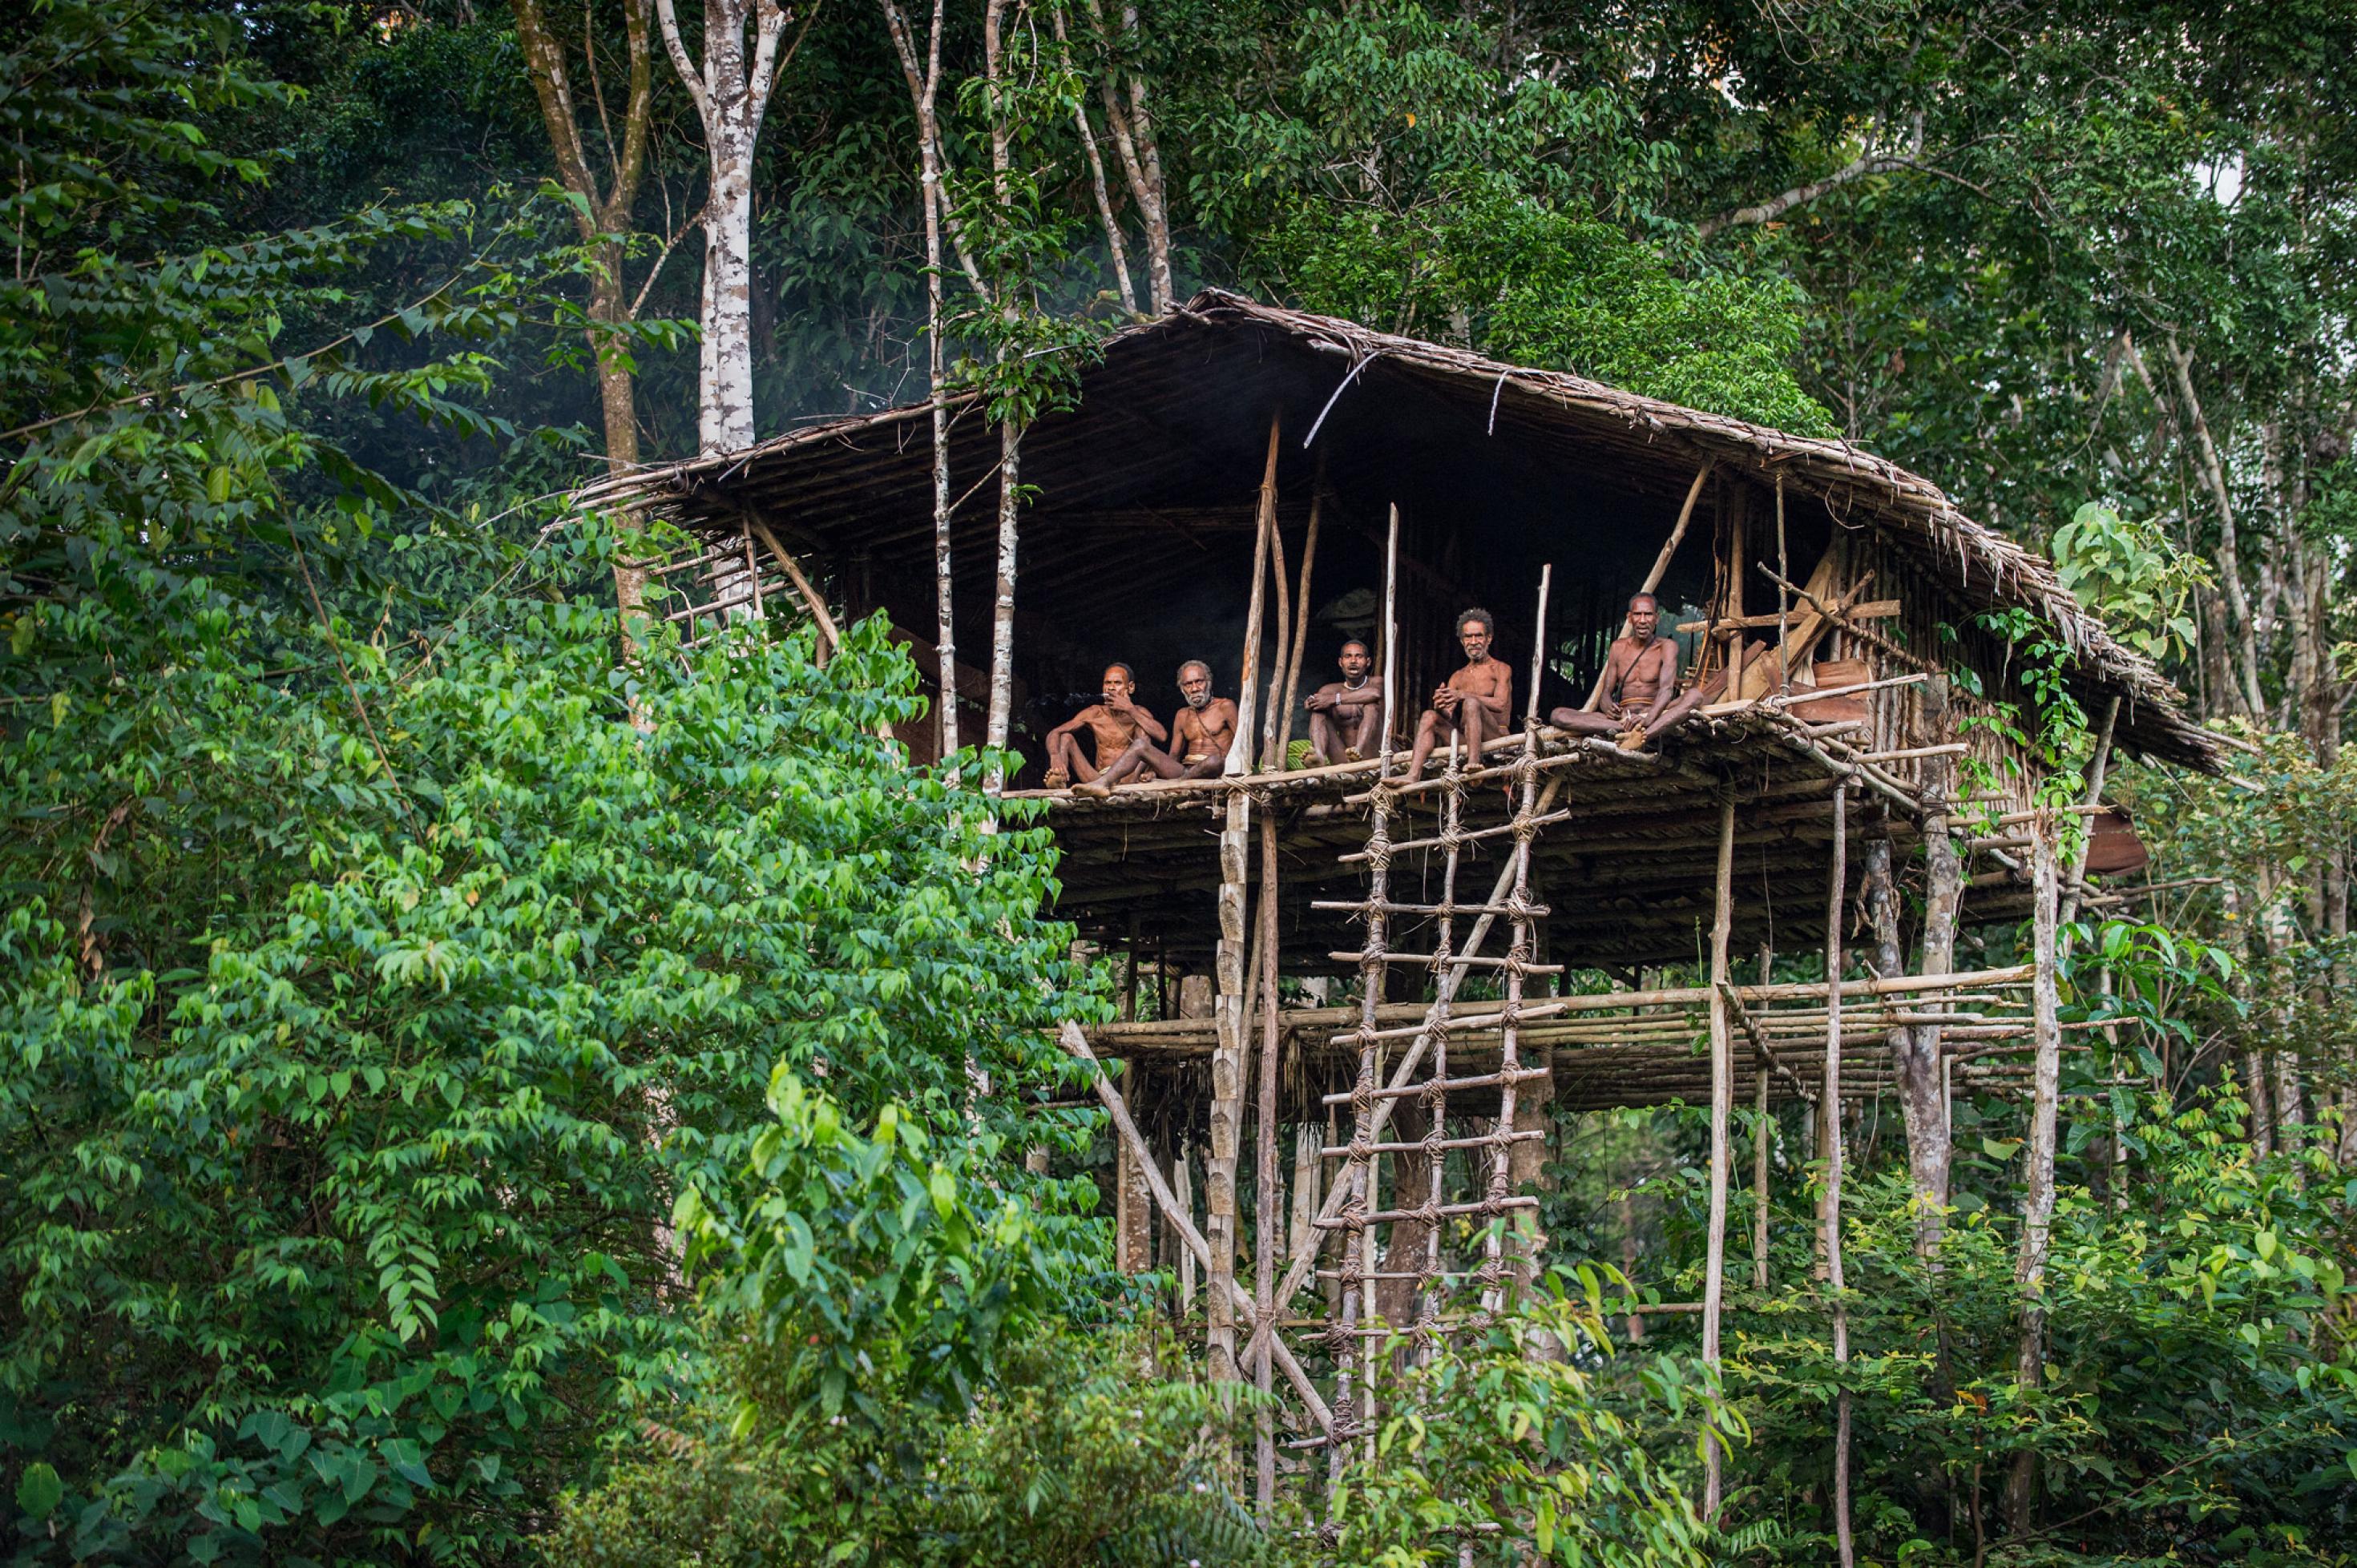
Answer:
1314;565;1559;1482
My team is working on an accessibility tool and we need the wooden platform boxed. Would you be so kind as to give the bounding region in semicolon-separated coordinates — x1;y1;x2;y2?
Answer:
1014;702;1980;973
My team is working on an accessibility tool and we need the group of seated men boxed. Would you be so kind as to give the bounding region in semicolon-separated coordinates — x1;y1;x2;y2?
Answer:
1040;591;1721;794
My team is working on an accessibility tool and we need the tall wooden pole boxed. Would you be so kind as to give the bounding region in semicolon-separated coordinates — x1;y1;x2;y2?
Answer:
1753;938;1774;1292
1259;507;1292;768
1254;810;1281;1512
1823;782;1855;1568
1330;501;1399;1495
2007;816;2063;1531
1208;413;1280;1386
1273;460;1325;768
1703;792;1737;1521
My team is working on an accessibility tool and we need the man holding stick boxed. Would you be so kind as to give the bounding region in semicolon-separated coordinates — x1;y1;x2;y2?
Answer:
1549;591;1722;749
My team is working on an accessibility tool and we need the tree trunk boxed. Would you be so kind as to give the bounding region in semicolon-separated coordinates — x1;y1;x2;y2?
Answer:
2163;334;2265;715
1079;0;1172;311
512;0;656;628
1864;832;1948;1248
874;0;966;760
657;0;802;623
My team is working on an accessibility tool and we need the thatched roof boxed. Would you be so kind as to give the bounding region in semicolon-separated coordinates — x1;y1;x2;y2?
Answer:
584;288;2215;769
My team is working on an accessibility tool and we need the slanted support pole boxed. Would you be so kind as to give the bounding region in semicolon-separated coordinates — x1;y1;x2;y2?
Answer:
2060;693;2121;925
1703;791;1737;1522
1059;1023;1333;1435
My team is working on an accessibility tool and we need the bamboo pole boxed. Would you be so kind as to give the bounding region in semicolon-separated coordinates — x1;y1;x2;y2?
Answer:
1260;498;1292;769
1824;782;1855;1568
747;517;841;657
2059;694;2121;926
1332;500;1400;1491
1488;563;1552;1306
1273;462;1325;768
2006;818;2063;1530
1703;792;1736;1522
1584;462;1711;709
1415;730;1465;1358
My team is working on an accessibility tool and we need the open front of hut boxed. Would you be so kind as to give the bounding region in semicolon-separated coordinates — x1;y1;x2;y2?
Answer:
588;289;2218;1518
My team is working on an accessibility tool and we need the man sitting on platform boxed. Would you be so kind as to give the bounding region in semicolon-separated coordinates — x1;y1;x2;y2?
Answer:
1303;639;1381;764
1548;591;1721;749
1042;663;1164;791
1072;659;1238;796
1402;608;1513;783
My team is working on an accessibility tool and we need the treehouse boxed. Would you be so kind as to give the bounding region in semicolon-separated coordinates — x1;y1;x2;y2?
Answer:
590;290;2217;1485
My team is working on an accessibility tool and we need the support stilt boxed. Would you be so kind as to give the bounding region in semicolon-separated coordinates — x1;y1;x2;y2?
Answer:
1254;811;1281;1513
1823;783;1855;1568
1209;413;1281;1384
1703;792;1736;1522
1754;938;1774;1292
2007;817;2063;1530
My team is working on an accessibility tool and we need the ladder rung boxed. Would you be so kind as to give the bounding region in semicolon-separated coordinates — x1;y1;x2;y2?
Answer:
1316;1195;1540;1227
662;580;780;622
1321;1129;1544;1158
1310;898;1550;917
1322;1066;1552;1105
1328;952;1564;972
1338;810;1571;862
1329;1001;1572;1045
1314;1268;1487;1281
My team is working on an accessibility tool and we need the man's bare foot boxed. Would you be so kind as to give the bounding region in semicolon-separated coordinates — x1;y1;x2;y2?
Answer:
1073;778;1114;798
1615;725;1649;753
1305;750;1330;768
1042;768;1070;789
1342;747;1363;763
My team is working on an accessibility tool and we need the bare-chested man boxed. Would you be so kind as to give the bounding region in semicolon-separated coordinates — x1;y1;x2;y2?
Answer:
1076;659;1239;795
1548;592;1719;748
1304;639;1381;764
1402;608;1513;783
1042;663;1164;789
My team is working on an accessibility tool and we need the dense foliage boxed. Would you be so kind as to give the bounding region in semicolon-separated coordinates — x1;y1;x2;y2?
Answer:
6;0;2356;1562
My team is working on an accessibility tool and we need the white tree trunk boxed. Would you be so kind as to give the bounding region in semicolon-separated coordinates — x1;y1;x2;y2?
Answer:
700;140;758;453
657;0;802;631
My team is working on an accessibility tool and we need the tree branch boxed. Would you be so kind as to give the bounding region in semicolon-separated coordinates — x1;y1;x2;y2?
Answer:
1700;113;1924;240
652;0;709;125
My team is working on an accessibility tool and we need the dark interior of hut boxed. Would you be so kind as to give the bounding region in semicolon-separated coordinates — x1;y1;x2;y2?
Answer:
827;321;1836;788
791;317;1867;1000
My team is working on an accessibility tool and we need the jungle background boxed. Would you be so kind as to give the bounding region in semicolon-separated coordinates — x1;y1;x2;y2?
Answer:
4;0;2355;1562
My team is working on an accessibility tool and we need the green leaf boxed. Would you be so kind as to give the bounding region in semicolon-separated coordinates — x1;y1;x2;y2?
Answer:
14;1463;63;1522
